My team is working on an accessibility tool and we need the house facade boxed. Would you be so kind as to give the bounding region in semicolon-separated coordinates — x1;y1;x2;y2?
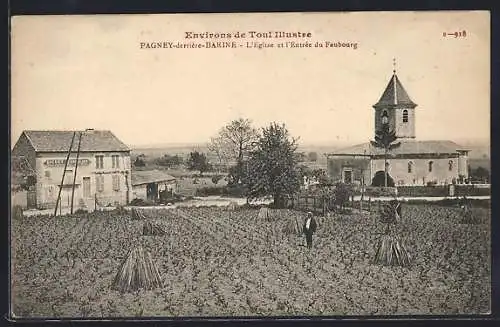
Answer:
326;68;469;186
11;129;132;210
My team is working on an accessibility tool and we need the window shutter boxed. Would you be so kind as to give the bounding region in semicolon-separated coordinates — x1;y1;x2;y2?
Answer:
97;175;104;192
113;175;120;191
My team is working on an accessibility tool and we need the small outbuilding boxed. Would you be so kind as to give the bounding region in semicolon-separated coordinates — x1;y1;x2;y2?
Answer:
131;170;177;203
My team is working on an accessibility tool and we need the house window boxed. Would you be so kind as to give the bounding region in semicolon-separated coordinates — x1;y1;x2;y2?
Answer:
428;161;433;172
449;160;453;171
408;161;414;173
45;170;51;178
95;155;104;169
112;155;120;169
112;174;120;191
96;175;104;192
403;110;409;123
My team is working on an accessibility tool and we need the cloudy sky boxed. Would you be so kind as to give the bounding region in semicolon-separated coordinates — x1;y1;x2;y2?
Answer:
11;11;490;148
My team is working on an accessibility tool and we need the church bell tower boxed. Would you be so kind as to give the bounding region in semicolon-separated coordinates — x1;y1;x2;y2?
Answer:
373;60;417;139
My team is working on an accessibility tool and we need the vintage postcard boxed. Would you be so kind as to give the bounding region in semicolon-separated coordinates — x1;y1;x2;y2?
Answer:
10;11;490;318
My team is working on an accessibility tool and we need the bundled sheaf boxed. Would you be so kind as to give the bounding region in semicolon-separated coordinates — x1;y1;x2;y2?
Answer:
227;201;239;211
131;208;147;220
373;200;412;267
460;207;480;224
112;246;163;293
257;207;271;220
282;216;302;235
142;221;166;236
379;200;401;224
374;235;412;267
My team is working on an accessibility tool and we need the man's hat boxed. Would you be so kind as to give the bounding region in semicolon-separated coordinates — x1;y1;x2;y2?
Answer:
307;211;313;216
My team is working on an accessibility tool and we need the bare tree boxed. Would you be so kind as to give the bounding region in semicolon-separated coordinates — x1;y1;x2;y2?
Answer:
208;118;259;182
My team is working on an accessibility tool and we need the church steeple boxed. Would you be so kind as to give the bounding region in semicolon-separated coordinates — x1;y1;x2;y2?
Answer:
373;62;418;139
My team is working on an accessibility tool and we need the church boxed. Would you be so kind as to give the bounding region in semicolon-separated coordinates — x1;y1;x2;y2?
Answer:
326;66;469;187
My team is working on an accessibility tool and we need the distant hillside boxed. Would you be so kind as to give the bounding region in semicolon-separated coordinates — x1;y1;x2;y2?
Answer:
131;143;209;158
131;139;489;169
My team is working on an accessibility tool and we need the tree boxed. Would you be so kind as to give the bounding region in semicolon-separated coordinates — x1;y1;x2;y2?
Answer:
295;152;308;162
334;182;352;212
244;123;302;208
470;166;490;183
208;118;259;182
155;154;183;168
370;122;401;187
308;151;318;162
134;157;146;167
186;151;211;176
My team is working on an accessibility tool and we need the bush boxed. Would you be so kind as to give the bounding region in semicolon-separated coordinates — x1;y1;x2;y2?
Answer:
195;186;226;197
195;185;248;198
225;185;247;198
455;185;490;196
130;198;155;206
334;182;352;209
12;205;23;220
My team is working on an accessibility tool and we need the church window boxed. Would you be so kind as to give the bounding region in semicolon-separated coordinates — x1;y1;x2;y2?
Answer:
449;160;453;171
403;110;409;123
428;161;433;172
381;110;389;125
408;161;414;173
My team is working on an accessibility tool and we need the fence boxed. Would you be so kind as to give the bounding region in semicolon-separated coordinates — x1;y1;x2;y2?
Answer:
286;194;375;215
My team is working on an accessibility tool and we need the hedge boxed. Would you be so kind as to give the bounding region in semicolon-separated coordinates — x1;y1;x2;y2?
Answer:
195;185;247;198
396;185;490;197
455;185;490;196
397;186;448;197
365;187;398;197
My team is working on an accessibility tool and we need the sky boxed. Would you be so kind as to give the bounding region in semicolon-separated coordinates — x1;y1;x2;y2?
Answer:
11;11;490;148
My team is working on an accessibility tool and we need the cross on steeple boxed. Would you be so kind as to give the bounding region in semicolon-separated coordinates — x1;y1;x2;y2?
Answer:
393;58;397;74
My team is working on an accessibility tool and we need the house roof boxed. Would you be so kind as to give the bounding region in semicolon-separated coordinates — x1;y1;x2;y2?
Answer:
21;130;130;152
373;73;417;108
132;170;176;186
328;140;468;156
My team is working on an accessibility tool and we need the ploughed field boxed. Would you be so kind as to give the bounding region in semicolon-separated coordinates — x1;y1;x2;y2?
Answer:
11;204;490;317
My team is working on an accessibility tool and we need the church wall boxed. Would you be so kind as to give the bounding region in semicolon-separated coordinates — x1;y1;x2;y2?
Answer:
371;157;460;186
394;108;416;138
327;156;371;184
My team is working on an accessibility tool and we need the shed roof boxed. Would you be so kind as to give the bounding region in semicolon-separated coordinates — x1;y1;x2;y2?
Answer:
131;170;176;186
328;140;468;156
21;130;130;153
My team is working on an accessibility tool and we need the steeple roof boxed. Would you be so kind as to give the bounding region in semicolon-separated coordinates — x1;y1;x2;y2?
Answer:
373;72;417;109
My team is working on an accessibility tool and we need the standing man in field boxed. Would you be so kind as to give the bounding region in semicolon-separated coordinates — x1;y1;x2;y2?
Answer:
303;212;317;249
